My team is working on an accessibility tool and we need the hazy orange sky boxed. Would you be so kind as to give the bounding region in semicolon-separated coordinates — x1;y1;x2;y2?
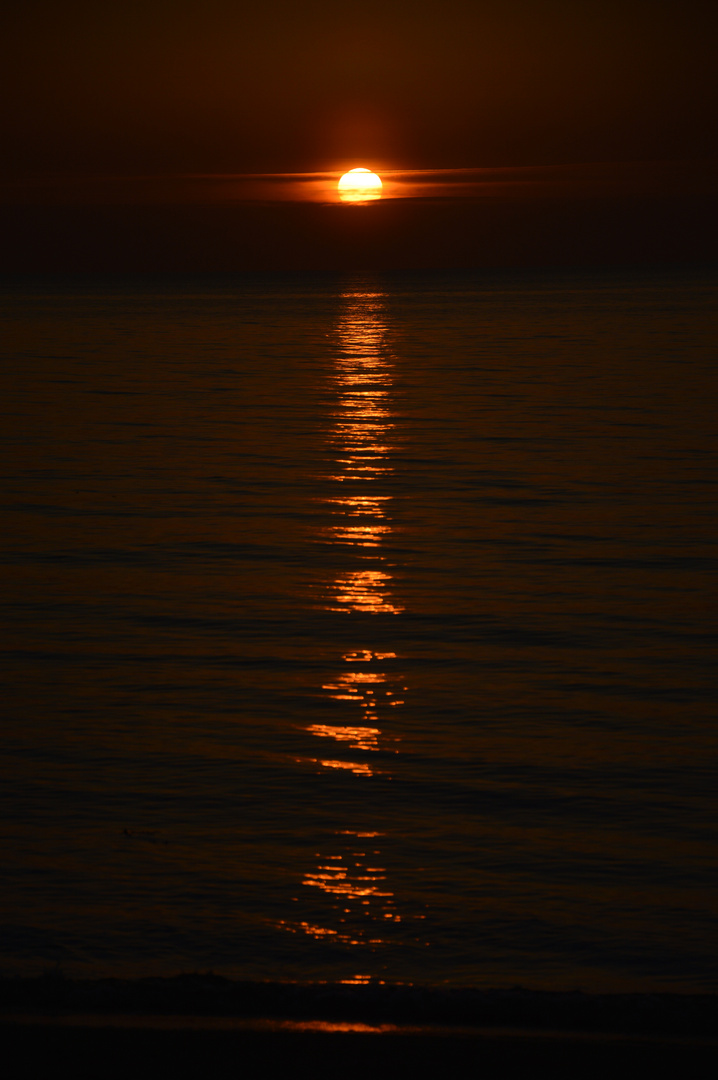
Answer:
1;0;716;270
3;0;716;175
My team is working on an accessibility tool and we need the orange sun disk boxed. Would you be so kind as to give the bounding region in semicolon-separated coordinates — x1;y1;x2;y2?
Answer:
338;168;383;203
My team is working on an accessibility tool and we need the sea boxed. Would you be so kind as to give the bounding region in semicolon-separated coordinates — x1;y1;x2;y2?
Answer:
2;266;717;994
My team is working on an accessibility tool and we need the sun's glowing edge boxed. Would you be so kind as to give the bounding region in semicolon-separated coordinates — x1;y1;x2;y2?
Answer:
338;168;383;203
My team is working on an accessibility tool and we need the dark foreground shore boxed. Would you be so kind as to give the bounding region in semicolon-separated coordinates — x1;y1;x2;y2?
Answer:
2;976;715;1078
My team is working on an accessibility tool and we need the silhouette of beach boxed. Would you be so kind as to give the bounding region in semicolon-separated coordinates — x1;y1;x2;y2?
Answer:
2;976;715;1078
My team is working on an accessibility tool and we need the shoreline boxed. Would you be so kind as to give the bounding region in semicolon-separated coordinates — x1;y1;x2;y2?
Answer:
3;977;716;1077
2;975;716;1038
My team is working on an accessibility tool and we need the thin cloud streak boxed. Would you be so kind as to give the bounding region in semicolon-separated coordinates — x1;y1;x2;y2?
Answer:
3;162;715;207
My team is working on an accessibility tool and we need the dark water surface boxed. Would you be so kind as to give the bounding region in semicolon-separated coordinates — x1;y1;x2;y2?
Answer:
2;268;716;991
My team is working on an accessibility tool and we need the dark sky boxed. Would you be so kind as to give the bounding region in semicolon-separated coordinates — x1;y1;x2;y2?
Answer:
2;0;716;270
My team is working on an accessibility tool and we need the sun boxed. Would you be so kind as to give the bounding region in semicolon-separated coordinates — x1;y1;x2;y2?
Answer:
338;168;383;203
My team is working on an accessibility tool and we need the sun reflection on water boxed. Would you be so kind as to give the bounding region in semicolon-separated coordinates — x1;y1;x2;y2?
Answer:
286;289;410;959
278;826;398;947
330;569;403;614
307;726;381;751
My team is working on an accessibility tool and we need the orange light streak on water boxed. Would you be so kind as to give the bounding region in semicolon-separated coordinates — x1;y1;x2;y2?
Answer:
286;290;407;958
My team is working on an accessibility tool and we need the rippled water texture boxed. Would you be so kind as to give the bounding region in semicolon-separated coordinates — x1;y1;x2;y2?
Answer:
1;268;717;990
